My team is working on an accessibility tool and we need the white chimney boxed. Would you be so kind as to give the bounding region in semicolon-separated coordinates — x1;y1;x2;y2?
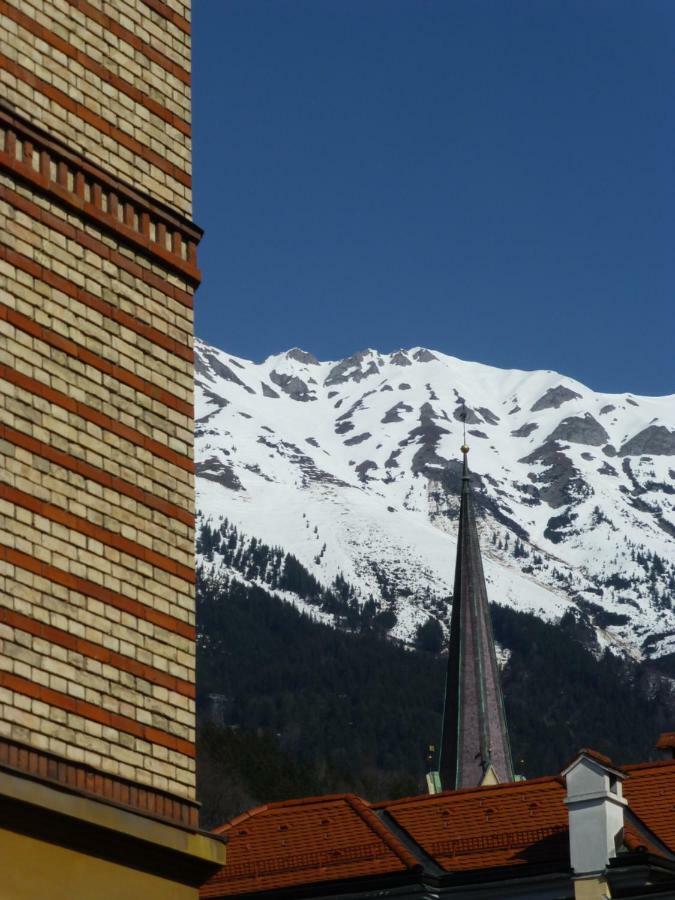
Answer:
562;750;627;899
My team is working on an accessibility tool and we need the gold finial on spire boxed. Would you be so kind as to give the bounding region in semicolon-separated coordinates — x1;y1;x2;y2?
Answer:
461;443;469;455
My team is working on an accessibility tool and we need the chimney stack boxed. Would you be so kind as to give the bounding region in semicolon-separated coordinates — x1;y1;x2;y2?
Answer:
562;749;627;900
656;732;675;759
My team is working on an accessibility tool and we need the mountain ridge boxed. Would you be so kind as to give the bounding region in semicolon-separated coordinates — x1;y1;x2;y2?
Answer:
195;338;675;658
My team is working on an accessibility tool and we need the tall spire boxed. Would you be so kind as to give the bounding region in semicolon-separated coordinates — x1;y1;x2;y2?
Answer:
438;444;514;790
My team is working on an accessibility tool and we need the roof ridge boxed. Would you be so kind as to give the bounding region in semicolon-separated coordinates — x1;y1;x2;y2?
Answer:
268;791;360;809
375;808;446;878
264;792;361;809
624;807;675;860
212;793;365;831
344;795;423;872
213;803;270;833
375;774;563;809
561;747;625;776
624;758;675;774
211;759;675;836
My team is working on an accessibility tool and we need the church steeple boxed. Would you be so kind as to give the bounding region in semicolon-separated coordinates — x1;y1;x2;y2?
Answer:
438;444;514;790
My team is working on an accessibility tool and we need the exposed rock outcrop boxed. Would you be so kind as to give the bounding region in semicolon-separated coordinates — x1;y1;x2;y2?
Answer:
620;426;675;457
286;348;319;365
530;385;582;412
412;348;438;363
546;414;609;447
390;351;412;367
511;423;539;438
269;371;316;401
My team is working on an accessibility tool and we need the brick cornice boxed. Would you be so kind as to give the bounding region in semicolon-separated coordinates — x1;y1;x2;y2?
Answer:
0;55;192;188
0;736;200;827
3;184;195;309
0;104;201;286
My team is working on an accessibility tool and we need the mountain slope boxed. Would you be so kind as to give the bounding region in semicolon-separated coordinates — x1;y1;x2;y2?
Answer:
195;340;675;657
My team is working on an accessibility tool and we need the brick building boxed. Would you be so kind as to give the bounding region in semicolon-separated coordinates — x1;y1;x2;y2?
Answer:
0;0;225;894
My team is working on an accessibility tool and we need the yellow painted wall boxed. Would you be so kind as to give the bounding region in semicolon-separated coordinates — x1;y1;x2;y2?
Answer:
573;875;610;900
0;828;197;900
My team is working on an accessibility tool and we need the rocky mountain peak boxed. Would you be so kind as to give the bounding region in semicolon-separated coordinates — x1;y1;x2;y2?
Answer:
286;348;320;365
195;338;675;660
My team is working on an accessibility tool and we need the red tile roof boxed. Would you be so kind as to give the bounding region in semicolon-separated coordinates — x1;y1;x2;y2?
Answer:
202;758;675;898
623;759;675;854
200;794;419;898
378;775;568;873
623;821;666;859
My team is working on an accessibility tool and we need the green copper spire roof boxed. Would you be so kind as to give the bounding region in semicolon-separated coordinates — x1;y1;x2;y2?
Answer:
438;445;514;790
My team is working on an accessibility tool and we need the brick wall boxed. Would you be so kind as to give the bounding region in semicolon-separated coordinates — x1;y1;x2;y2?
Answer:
0;0;201;824
0;0;193;214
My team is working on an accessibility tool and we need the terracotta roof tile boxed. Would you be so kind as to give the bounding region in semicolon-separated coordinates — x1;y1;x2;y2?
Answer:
380;776;568;873
578;747;615;767
200;794;416;898
623;820;667;860
623;760;675;854
562;747;621;772
202;758;675;897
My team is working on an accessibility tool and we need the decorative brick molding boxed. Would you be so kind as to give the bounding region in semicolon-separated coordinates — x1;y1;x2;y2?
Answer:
0;105;201;285
3;182;195;307
0;54;192;183
0;736;199;827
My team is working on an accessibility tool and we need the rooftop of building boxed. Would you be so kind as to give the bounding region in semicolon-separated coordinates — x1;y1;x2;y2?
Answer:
200;751;675;898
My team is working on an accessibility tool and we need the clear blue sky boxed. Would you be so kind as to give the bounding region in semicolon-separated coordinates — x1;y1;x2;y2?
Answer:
192;0;674;395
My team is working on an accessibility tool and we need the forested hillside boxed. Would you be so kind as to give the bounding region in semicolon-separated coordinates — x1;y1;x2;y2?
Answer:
196;566;675;829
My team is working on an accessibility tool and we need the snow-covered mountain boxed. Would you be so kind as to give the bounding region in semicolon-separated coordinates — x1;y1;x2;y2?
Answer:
195;339;675;658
